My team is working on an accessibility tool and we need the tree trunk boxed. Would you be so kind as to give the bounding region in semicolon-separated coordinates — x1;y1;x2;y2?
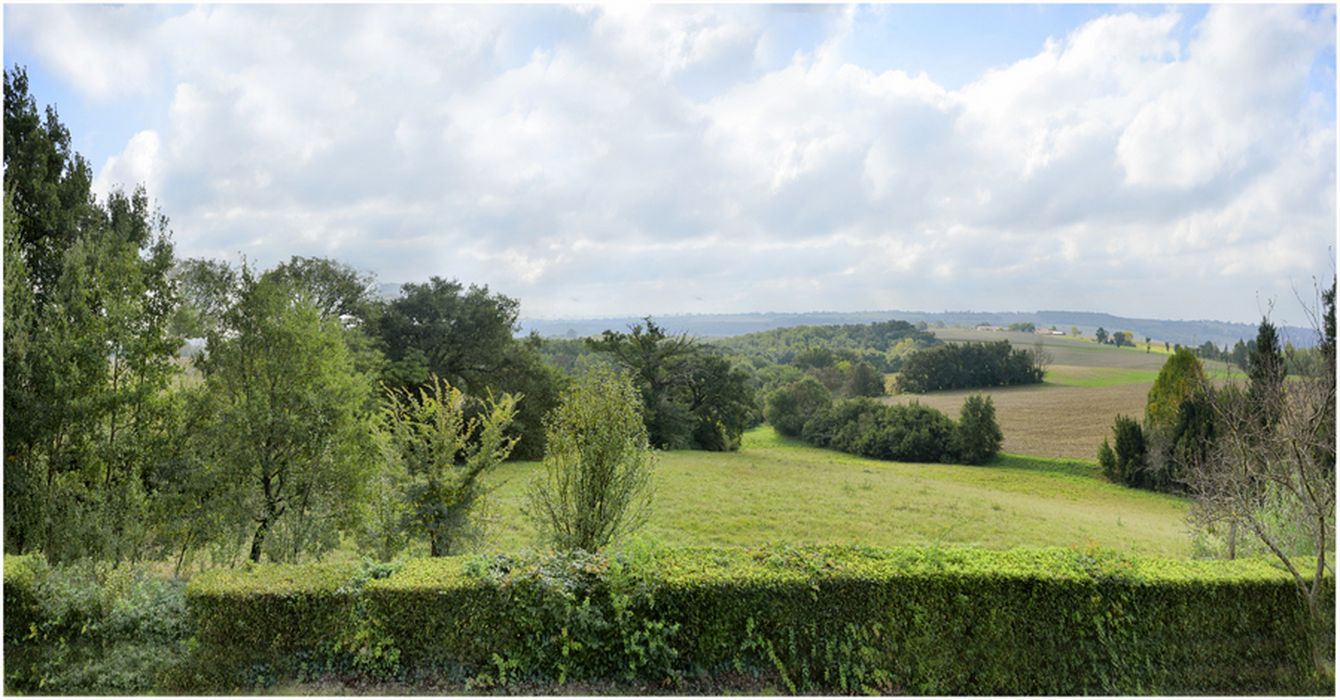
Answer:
250;516;271;563
1228;521;1237;560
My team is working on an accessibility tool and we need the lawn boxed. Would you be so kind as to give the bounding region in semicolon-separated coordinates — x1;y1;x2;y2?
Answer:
478;426;1193;558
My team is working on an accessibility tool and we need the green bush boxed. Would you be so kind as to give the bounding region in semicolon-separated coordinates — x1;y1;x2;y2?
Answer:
3;554;190;694
1104;415;1150;488
952;394;1003;465
764;377;832;437
182;545;1333;694
801;399;958;463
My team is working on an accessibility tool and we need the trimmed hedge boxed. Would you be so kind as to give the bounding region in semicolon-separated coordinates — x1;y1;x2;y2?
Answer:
182;545;1334;694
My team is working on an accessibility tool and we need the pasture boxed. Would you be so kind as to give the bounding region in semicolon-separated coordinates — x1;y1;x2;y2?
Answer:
479;426;1192;558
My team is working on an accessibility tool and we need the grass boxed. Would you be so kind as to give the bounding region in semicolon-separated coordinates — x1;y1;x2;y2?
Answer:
478;426;1192;558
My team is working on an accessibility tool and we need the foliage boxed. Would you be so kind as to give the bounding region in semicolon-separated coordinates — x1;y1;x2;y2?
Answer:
376;277;559;459
896;341;1044;393
953;394;1004;465
679;352;757;451
1188;292;1336;681
375;376;519;558
1141;349;1211;492
4;554;190;694
180;545;1334;694
526;368;656;552
764;376;834;437
712;320;938;374
1102;415;1148;488
803;399;960;463
4;68;181;562
193;267;375;563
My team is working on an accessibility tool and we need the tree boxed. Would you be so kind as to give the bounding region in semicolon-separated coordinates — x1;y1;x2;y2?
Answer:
526;367;655;552
1247;317;1286;429
952;395;1003;465
1145;336;1152;353
764;377;833;437
680;352;757;451
1101;416;1147;487
377;278;558;459
378;376;518;557
1112;331;1133;348
843;361;886;398
1071;326;1081;337
195;268;374;563
1144;349;1209;492
169;258;238;339
1095;327;1109;344
587;318;698;449
1187;285;1335;680
4;69;180;562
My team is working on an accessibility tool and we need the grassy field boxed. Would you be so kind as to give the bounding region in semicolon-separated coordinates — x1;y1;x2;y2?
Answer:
478;426;1192;558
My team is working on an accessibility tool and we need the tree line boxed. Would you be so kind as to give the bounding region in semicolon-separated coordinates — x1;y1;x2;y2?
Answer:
895;340;1046;393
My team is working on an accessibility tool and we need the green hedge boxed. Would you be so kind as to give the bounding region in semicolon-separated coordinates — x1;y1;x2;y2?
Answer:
184;545;1333;694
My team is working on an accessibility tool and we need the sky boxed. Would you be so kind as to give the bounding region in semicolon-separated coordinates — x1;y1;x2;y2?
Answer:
4;4;1336;325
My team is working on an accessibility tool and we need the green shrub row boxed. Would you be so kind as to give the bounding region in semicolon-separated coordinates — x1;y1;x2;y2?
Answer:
181;545;1333;694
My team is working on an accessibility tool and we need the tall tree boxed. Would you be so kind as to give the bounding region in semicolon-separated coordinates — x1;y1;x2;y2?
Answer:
587;318;697;449
3;69;180;561
195;268;374;563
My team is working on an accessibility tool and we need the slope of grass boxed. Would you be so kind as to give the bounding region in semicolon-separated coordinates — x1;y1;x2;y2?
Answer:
479;426;1192;558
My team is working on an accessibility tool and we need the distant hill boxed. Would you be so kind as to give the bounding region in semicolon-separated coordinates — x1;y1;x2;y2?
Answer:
516;310;1315;349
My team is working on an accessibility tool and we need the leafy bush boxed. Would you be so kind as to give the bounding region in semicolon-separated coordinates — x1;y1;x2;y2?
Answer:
1103;415;1150;488
952;394;1003;465
764;377;833;437
896;341;1044;393
526;367;655;552
181;545;1333;694
3;554;190;694
801;399;958;463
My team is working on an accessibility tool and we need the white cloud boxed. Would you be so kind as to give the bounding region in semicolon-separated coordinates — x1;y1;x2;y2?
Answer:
11;4;1334;323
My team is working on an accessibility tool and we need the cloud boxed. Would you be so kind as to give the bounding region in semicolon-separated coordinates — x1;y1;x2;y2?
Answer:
10;4;1335;324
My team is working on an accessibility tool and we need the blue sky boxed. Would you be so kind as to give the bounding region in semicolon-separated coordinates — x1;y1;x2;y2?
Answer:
5;4;1336;324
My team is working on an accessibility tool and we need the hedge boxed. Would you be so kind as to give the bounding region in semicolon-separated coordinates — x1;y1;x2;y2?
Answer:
181;545;1334;694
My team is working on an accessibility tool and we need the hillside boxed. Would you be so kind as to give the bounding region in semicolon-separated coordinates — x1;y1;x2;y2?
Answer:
515;308;1313;349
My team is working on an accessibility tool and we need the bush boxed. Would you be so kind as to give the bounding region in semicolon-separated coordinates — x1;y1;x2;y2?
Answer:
1104;415;1149;488
896;341;1044;393
181;545;1334;694
3;554;190;694
801;399;958;463
764;377;832;437
952;394;1003;465
526;367;655;552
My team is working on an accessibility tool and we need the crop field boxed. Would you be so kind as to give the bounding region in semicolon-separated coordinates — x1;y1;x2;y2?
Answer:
884;329;1241;460
479;426;1192;558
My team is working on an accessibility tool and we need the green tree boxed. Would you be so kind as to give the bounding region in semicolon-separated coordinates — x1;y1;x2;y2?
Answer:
168;258;237;339
195;268;374;563
4;69;180;561
1144;349;1209;492
526;367;655;552
1247;318;1286;429
586;318;697;449
1103;415;1147;488
377;277;558;459
952;394;1003;465
843;361;886;398
1095;327;1109;344
378;375;518;557
764;376;833;437
681;353;757;451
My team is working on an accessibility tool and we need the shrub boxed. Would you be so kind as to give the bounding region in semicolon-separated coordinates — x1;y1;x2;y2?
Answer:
952;394;1003;465
1103;415;1149;488
3;554;190;694
526;367;655;552
181;545;1334;694
764;377;832;437
803;399;958;463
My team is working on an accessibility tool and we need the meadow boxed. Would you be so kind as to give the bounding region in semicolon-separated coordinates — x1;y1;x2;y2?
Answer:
478;426;1192;558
